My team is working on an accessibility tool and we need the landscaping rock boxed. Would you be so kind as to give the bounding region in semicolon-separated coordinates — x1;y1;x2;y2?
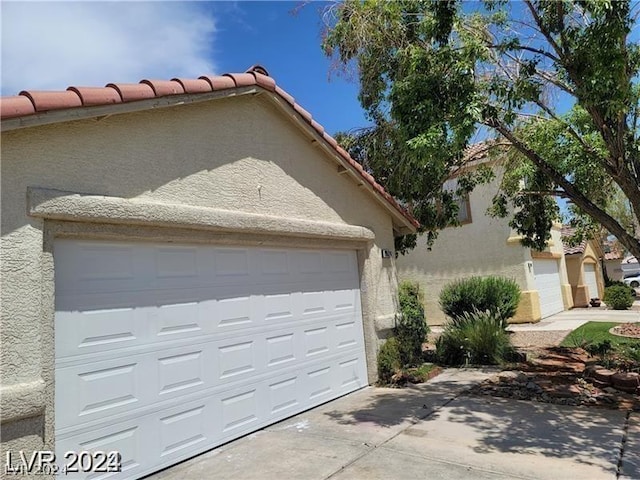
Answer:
469;346;640;410
593;369;616;384
498;371;519;382
531;357;584;374
611;372;640;393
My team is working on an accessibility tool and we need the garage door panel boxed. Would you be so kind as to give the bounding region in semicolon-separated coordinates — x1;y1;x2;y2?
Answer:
303;325;331;358
57;317;363;428
57;351;367;479
213;248;252;279
157;348;206;397
54;242;139;295
258;249;291;277
57;421;145;480
55;240;367;479
55;307;144;359
338;356;364;390
336;319;361;350
584;264;599;299
56;359;147;430
533;259;564;318
158;404;209;458
268;373;301;416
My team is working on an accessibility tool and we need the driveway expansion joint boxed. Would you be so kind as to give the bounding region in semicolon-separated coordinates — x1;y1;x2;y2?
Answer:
617;410;632;479
322;381;483;480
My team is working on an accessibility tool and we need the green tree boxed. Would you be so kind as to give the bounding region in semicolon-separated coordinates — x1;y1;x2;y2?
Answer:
322;0;640;258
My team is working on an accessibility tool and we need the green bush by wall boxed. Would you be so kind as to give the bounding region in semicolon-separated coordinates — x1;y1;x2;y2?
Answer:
603;285;634;310
439;276;521;328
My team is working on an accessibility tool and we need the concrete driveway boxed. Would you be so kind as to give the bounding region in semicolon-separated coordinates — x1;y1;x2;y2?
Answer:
148;369;638;480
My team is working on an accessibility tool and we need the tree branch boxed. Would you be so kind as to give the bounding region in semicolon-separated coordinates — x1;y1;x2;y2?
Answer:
486;117;640;258
487;43;560;63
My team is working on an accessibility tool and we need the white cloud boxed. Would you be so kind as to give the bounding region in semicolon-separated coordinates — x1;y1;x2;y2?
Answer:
1;2;217;95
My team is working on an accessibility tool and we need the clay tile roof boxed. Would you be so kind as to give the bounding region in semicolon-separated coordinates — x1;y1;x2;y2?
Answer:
1;96;36;118
106;82;155;102
224;73;256;88
561;226;588;255
604;251;623;260
67;86;121;106
463;140;512;162
171;78;212;94
198;75;235;91
140;79;185;97
20;90;82;112
0;66;418;230
274;85;295;106
251;72;276;92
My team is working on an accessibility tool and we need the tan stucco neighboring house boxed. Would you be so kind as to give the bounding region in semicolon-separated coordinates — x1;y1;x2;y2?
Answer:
0;66;417;478
562;227;606;307
396;145;573;326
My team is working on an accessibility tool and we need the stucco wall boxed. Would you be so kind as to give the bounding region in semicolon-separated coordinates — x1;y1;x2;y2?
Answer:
605;258;624;282
565;241;605;307
1;94;402;462
396;168;529;325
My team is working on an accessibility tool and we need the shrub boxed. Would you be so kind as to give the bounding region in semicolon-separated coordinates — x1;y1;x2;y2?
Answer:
603;285;634;310
436;310;513;366
377;337;401;385
395;281;429;366
621;345;640;365
439;276;521;328
605;280;636;297
585;339;613;357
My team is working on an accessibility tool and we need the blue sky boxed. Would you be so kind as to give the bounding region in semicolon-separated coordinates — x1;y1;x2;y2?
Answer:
1;1;367;135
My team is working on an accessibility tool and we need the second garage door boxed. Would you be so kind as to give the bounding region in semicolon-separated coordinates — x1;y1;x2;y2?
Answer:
54;239;368;479
583;263;600;300
533;259;565;319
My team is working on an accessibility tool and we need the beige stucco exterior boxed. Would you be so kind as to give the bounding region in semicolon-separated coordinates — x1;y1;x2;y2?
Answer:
565;241;606;307
0;92;413;466
604;258;624;282
396;167;572;325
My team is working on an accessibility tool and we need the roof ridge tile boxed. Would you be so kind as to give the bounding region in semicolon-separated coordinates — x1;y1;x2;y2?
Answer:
140;79;185;97
19;90;82;112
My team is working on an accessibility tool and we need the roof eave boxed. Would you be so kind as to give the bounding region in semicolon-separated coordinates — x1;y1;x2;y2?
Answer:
1;86;260;133
260;91;417;234
1;84;418;233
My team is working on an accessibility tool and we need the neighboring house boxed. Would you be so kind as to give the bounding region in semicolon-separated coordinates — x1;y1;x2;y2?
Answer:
604;251;624;281
0;66;417;478
562;227;606;306
621;255;640;277
397;146;573;325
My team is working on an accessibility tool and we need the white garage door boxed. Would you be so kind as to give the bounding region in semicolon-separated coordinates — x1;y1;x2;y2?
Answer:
533;259;565;319
54;239;367;479
584;263;600;300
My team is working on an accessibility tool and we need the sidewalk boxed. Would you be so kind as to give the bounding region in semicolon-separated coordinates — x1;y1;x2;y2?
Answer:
508;306;640;332
430;305;640;334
